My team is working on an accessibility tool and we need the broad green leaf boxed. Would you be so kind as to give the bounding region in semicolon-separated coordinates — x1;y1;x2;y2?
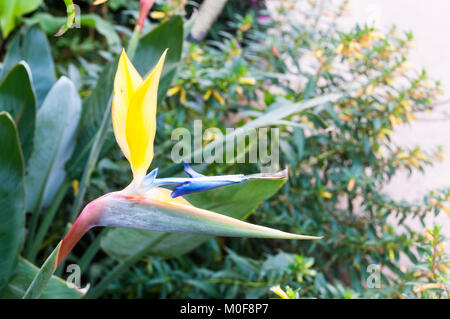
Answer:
0;0;42;38
0;62;36;161
0;33;21;80
26;77;81;212
0;112;25;293
1;256;82;299
134;15;184;100
0;24;55;106
22;24;56;106
101;177;290;260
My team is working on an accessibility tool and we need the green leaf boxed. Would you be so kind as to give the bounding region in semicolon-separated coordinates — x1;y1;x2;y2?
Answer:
22;24;56;106
0;62;37;161
0;33;21;80
0;0;42;38
0;24;55;106
0;112;25;293
101;177;292;260
134;15;184;100
1;256;82;299
25;77;81;213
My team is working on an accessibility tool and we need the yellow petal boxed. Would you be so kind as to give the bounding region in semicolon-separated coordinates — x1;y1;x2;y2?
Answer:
126;50;167;183
112;50;143;163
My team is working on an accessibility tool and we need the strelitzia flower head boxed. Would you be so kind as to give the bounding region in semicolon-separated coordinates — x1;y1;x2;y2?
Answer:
112;49;167;190
55;49;321;269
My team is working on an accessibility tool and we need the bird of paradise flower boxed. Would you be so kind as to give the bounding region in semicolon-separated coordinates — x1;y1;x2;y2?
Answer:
23;49;321;299
55;49;321;268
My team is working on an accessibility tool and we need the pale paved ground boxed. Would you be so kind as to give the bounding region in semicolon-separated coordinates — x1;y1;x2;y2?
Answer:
346;0;450;244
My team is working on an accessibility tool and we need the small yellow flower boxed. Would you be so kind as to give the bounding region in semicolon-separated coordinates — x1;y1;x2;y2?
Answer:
438;263;449;274
405;113;416;122
335;43;344;55
439;243;446;255
400;100;412;111
212;90;225;105
439;204;450;218
151;11;167;19
203;89;212;101
339;114;351;122
238;77;256;85
72;180;79;196
397;152;409;160
270;285;290;299
422;81;434;89
240;23;252;32
410;91;425;99
168;85;186;103
377;128;392;141
189;51;203;62
203;89;224;104
167;86;181;96
320;191;333;199
236;85;243;95
388;248;395;261
311;50;323;58
347;178;356;192
414;151;427;162
424;229;434;242
389;114;403;127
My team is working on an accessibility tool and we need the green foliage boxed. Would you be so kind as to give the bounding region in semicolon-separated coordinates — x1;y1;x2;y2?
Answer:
0;63;36;160
1;24;56;106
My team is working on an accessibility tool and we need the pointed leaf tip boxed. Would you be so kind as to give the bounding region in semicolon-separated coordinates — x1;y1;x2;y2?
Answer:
94;191;321;240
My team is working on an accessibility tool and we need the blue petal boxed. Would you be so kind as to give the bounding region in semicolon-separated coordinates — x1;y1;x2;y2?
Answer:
171;178;245;198
183;162;204;178
142;168;159;188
